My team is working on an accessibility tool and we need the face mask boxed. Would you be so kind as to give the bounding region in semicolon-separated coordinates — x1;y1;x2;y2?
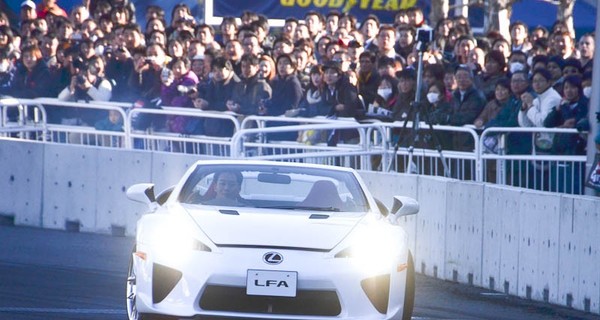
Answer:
0;61;9;73
377;88;392;100
583;86;592;99
427;92;440;104
94;45;104;56
509;62;525;74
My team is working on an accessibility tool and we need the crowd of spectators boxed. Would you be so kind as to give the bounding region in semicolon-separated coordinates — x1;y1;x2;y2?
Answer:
0;0;598;192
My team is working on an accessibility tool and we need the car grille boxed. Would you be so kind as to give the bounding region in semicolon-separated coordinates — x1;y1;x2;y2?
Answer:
199;285;341;316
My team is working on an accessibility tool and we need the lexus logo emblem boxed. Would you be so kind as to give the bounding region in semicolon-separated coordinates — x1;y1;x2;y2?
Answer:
263;252;283;265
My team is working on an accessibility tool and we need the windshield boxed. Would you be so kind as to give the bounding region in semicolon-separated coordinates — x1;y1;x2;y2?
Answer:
178;164;369;212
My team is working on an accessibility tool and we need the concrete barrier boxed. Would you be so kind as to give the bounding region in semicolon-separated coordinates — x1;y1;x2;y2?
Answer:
1;138;599;315
0;139;43;226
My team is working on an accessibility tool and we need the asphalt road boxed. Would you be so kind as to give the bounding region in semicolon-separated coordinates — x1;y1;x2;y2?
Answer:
0;225;598;320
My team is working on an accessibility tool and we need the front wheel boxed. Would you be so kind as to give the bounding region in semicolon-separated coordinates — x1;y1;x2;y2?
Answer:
126;249;141;320
402;251;415;320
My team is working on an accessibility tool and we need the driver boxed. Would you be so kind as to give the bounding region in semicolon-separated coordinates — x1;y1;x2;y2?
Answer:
203;170;246;206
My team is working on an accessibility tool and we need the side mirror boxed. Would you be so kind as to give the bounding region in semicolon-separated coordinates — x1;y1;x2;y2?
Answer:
126;183;156;205
390;196;419;221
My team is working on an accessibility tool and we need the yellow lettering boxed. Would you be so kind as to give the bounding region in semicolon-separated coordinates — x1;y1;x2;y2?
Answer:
385;0;399;10
314;0;328;7
400;0;417;9
342;0;358;12
297;0;311;7
360;0;370;9
372;0;385;9
329;0;344;8
280;0;295;6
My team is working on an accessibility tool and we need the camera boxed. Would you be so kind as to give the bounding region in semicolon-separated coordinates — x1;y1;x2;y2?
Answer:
415;27;434;52
177;85;197;95
144;56;156;64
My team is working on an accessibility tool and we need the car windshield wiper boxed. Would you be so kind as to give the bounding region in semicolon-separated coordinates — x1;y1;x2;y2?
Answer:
257;205;340;212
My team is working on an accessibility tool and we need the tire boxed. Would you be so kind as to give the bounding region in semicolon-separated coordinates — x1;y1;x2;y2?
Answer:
402;251;415;320
126;247;140;320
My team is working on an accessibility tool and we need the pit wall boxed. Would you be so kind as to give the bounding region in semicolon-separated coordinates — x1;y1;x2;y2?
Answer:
1;139;598;315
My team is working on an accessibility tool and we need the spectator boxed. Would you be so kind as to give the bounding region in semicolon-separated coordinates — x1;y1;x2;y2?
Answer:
396;25;415;61
127;43;167;101
267;53;303;116
11;45;55;98
196;23;221;52
219;16;238;46
357;51;380;106
377;25;403;64
519;68;561;129
544;74;588;194
282;17;298;41
20;0;38;21
365;74;397;121
258;54;276;83
0;49;16;97
305;11;326;42
486;70;532;154
360;14;379;52
546;55;564;92
479;50;507;101
474;78;510;129
160;57;199;133
577;33;594;72
224;39;243;75
447;66;486;127
551;31;576;59
325;11;340;36
298;65;328;117
509;21;531;53
230;54;272;115
193;57;240;137
37;0;68;19
293;48;311;88
320;60;362;146
392;68;418;122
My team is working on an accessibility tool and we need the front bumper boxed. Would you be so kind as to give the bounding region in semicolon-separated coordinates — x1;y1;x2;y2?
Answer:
133;244;410;319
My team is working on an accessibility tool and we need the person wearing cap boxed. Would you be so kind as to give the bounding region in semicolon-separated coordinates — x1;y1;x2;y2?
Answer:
546;55;564;92
20;0;38;21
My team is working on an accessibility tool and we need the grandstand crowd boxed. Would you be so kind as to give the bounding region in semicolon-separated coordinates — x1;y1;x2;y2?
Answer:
1;0;599;193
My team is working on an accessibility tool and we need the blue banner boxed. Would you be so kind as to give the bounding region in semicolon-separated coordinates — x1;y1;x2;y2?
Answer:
212;0;430;25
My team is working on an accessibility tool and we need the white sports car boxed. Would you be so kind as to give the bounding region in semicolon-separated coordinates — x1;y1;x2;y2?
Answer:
126;160;418;320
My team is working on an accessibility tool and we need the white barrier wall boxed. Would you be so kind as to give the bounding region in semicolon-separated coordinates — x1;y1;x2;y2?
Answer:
1;139;599;315
0;139;43;226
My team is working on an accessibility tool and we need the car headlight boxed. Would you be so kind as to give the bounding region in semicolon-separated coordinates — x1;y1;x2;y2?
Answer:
146;220;212;263
334;225;404;273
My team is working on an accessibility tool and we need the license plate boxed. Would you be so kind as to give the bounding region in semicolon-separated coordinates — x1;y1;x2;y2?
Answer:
246;270;297;297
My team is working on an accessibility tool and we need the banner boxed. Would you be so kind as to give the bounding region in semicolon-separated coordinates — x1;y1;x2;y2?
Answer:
211;0;430;25
586;153;600;191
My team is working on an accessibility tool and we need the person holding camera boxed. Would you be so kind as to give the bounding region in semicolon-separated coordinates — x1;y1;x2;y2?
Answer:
160;57;199;134
57;58;112;124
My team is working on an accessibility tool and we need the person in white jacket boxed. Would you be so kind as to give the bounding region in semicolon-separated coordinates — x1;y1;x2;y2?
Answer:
518;68;561;128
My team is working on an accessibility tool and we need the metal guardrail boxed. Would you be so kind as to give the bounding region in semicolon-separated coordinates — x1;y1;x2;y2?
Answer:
0;98;590;194
230;122;388;171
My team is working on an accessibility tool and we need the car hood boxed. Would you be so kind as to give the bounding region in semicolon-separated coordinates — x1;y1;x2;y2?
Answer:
183;205;366;250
